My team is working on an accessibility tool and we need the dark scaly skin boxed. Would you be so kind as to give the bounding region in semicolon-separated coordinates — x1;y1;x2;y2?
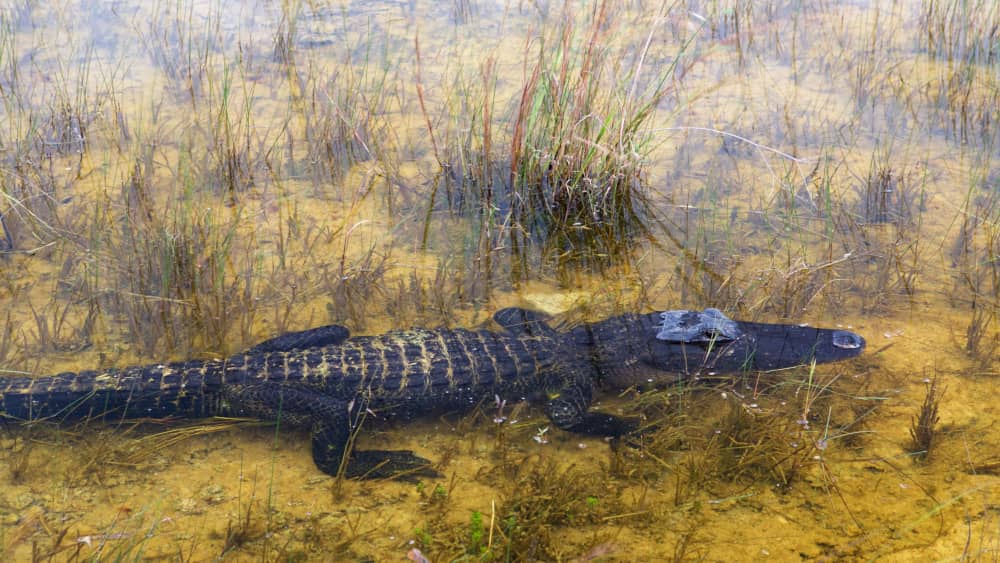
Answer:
570;311;866;386
0;308;865;479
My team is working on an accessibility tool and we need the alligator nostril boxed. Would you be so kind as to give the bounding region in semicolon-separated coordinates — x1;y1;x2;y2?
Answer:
832;331;864;350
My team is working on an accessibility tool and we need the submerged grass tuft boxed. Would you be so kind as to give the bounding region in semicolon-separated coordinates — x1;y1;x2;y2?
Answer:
491;456;622;561
909;374;943;462
423;1;693;280
505;2;663;263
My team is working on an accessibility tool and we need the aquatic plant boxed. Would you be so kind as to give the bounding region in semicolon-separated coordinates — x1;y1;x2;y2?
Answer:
909;375;943;462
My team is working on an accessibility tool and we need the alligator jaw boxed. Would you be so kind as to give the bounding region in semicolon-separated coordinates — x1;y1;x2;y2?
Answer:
734;321;866;371
638;311;866;375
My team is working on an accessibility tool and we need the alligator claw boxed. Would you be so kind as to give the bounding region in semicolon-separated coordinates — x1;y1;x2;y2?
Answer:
346;450;440;481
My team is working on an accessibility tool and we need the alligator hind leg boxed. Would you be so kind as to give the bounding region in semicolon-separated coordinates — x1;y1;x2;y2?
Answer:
493;307;554;336
311;421;438;480
245;324;351;354
226;383;436;480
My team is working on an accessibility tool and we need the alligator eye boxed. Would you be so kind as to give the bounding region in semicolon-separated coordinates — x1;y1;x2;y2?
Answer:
832;331;864;350
701;329;735;342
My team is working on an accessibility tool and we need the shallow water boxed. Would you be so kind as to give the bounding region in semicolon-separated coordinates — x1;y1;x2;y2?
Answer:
1;0;999;560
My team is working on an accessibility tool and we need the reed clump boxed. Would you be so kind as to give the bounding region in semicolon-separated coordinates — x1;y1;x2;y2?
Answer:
908;375;943;462
854;152;923;228
950;190;1000;359
422;1;687;280
299;50;397;192
786;149;925;315
710;397;818;486
630;363;869;493
491;456;621;560
506;3;660;266
913;2;1000;147
0;311;26;369
81;159;253;357
921;0;1000;65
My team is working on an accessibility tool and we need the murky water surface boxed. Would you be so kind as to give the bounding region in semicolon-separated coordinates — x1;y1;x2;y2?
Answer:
1;0;999;560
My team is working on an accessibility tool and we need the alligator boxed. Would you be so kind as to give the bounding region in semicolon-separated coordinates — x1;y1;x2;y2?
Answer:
0;308;864;479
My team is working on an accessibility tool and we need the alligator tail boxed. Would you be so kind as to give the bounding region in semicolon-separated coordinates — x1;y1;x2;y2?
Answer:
0;359;224;423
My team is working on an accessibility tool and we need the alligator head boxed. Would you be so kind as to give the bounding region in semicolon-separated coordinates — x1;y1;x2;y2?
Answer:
648;308;864;369
574;308;865;388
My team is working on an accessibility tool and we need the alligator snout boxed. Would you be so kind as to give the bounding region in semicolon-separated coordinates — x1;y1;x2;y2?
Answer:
832;330;865;350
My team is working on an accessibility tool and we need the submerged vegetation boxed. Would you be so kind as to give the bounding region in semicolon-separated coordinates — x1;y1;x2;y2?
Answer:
909;374;943;461
0;0;999;559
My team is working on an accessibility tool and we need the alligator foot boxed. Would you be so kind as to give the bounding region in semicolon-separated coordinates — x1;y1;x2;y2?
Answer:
566;412;638;437
312;440;438;481
310;418;439;480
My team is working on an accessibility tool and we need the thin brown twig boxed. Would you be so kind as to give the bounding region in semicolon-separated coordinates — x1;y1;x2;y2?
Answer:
413;32;442;167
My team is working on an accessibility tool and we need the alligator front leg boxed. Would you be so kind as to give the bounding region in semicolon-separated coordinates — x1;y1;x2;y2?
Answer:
494;308;641;437
225;383;436;480
545;383;637;437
